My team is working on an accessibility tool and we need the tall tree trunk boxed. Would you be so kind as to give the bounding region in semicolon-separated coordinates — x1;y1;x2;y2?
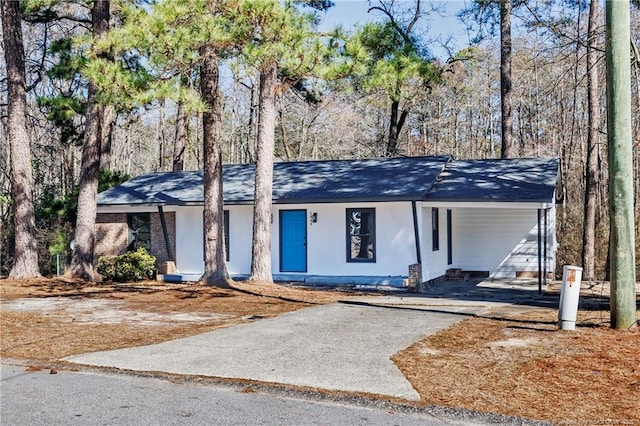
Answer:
500;0;514;159
582;0;601;281
173;100;188;171
198;44;231;287
70;0;110;281
249;62;277;283
157;100;166;169
386;99;408;157
279;109;292;161
2;0;40;278
247;82;259;162
99;105;115;171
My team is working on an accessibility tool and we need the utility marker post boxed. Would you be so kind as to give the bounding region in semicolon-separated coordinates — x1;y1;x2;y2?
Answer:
605;0;637;329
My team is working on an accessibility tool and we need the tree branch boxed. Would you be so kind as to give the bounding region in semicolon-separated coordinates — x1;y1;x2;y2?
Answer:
26;21;49;92
368;2;412;45
406;0;420;35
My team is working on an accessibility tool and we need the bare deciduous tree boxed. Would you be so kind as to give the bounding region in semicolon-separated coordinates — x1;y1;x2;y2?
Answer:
582;0;602;281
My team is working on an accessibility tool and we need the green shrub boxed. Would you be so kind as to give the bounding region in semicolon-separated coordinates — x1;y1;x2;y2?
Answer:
97;247;156;282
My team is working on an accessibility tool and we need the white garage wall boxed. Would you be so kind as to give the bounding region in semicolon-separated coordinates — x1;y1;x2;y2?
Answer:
450;207;553;278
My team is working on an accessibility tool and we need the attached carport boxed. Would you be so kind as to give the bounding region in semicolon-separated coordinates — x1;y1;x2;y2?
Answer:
422;158;559;293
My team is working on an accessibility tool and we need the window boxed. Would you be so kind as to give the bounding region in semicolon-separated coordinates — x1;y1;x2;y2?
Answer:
347;208;375;262
432;208;439;251
224;210;230;261
127;213;151;251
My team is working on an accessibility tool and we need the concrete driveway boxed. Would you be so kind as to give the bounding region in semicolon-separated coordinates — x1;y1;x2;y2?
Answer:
65;301;476;400
65;279;553;401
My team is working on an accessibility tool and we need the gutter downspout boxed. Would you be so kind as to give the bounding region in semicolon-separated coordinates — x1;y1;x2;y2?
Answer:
158;206;174;262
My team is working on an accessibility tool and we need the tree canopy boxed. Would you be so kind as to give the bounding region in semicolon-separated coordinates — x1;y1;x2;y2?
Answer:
1;0;638;286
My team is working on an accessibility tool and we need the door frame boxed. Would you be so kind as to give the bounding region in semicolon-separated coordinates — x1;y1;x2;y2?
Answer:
279;209;308;273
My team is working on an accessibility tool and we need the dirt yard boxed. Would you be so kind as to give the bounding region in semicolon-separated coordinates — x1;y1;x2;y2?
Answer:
0;277;351;360
1;277;639;424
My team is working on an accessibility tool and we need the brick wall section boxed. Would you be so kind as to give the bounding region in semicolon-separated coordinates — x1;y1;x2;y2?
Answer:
408;263;422;288
94;211;176;266
95;213;128;261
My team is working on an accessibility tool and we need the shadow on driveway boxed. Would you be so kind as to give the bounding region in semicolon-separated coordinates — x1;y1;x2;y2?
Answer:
414;277;617;312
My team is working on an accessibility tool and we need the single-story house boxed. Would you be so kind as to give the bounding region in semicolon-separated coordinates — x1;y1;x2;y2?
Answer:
94;155;559;287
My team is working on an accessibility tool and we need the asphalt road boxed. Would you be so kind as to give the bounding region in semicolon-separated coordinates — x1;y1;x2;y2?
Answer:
1;363;470;426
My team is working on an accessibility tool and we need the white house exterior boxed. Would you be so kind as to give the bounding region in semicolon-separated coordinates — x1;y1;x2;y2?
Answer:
95;156;558;286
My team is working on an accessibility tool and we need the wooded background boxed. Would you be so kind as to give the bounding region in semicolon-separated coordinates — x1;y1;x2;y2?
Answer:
1;0;639;280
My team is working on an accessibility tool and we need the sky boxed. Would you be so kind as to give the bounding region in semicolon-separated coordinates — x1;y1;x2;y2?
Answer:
318;1;470;60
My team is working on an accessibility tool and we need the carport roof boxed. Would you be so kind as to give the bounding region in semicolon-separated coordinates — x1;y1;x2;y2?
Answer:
97;156;452;206
426;157;559;203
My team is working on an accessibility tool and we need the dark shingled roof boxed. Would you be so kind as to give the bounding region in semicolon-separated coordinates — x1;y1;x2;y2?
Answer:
97;156;452;206
426;157;559;203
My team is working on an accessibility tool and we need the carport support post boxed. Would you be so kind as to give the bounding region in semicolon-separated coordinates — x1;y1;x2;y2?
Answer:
543;208;548;287
158;206;174;262
537;208;542;295
411;201;422;264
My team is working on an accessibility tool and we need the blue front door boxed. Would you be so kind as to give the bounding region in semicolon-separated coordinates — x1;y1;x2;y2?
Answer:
280;210;307;272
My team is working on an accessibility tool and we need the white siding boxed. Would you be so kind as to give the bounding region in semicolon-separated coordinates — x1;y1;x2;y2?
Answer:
172;205;256;276
420;207;448;282
450;207;555;278
273;202;418;277
171;202;418;278
548;202;557;273
226;205;254;275
175;206;204;274
99;201;557;281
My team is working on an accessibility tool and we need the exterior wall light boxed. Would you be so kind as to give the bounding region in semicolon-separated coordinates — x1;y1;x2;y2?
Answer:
310;212;318;224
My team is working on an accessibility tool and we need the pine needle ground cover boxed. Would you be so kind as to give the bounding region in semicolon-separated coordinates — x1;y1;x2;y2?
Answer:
394;311;639;424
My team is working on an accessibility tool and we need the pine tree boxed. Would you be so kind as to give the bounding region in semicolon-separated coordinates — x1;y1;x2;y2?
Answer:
225;0;337;282
70;0;111;281
352;0;440;157
87;0;238;286
582;0;602;282
459;0;516;158
2;0;41;279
